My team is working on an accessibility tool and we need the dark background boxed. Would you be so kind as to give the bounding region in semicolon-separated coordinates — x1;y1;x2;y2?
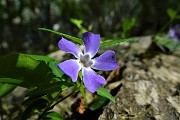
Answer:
0;0;179;55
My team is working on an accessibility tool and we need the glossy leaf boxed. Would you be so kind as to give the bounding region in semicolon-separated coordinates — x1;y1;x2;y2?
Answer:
48;60;64;78
26;82;73;97
89;96;108;111
100;38;133;48
0;54;54;88
0;83;16;98
21;98;49;120
167;8;177;20
44;111;63;120
38;28;83;44
30;55;53;64
0;78;22;85
96;87;115;103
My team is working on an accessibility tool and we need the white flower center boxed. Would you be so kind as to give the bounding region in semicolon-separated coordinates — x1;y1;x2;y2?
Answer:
79;54;93;68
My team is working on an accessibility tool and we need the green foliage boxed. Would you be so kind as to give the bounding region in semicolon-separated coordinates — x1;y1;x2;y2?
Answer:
0;78;22;85
89;96;108;111
26;82;73;97
96;87;115;103
0;84;16;98
0;29;126;118
21;98;49;120
70;18;87;33
167;8;177;20
100;38;133;48
0;54;55;88
29;55;53;64
48;60;64;78
39;27;132;48
44;112;63;120
154;35;180;51
121;18;136;37
38;28;83;44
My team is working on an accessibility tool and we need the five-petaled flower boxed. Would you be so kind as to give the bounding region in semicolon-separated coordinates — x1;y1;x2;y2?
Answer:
168;25;180;42
58;32;119;93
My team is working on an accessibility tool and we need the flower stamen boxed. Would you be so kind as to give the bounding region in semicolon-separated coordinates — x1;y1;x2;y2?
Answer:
80;54;93;68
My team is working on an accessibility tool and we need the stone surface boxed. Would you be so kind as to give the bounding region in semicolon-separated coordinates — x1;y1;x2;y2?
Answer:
98;36;180;120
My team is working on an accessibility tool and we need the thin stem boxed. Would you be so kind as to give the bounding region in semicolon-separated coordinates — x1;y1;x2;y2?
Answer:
53;91;62;102
38;87;80;120
50;88;78;109
0;99;4;120
158;19;173;34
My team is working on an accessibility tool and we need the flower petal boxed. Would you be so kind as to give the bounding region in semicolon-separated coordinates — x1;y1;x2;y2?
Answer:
58;38;82;58
58;59;81;82
83;32;100;58
168;25;180;42
92;50;119;71
82;68;106;93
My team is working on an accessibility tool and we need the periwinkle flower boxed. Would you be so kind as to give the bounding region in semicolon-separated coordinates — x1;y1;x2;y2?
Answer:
168;25;180;42
58;32;119;93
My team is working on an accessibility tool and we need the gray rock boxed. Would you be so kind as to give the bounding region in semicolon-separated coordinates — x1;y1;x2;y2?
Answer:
99;36;180;120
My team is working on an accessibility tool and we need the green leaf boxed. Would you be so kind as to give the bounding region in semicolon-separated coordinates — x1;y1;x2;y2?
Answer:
70;18;83;26
175;41;180;50
167;8;177;20
26;82;73;97
38;28;82;44
78;71;83;80
29;55;53;64
48;60;64;78
154;35;178;51
100;38;133;48
44;111;63;120
0;78;22;85
21;98;49;120
122;18;136;34
30;55;64;79
176;15;180;19
89;96;108;111
0;83;16;98
70;18;87;33
0;54;54;88
96;87;115;103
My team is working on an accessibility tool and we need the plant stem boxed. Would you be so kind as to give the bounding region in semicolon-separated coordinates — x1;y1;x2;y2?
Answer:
156;19;173;37
0;99;3;120
38;87;80;120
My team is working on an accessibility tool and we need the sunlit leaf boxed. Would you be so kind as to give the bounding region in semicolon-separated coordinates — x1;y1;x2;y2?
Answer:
48;60;64;78
44;111;63;120
97;87;115;103
100;38;133;48
0;54;54;88
0;83;16;98
70;18;87;33
38;28;82;44
70;18;83;27
167;8;177;20
30;55;53;64
0;78;22;85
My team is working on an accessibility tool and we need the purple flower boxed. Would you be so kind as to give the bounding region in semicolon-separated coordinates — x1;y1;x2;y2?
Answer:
58;32;119;93
168;25;180;42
